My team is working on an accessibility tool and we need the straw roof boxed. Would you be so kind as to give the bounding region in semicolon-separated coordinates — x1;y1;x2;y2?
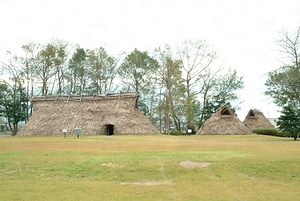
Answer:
243;109;275;131
197;105;250;135
18;92;159;135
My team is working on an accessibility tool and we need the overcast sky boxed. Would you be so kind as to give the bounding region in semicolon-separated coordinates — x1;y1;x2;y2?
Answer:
1;0;299;119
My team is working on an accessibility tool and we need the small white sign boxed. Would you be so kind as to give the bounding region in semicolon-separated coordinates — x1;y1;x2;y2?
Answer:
187;129;192;134
62;129;68;133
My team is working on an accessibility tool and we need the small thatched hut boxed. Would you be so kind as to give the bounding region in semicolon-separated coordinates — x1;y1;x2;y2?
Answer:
243;109;275;132
197;105;250;135
18;92;159;135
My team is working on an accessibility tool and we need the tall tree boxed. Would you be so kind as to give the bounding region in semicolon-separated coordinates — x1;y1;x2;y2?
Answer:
34;43;57;95
51;40;69;94
20;43;40;118
155;46;185;133
86;47;118;94
118;49;158;93
177;40;217;128
277;104;300;140
67;47;88;94
0;62;28;136
119;49;158;110
210;69;244;108
198;69;244;126
265;26;300;110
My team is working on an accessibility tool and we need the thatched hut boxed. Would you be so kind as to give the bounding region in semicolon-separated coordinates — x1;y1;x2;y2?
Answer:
18;92;159;135
243;109;275;132
197;105;250;135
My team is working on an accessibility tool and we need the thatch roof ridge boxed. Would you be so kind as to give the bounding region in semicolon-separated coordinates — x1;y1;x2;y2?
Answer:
215;105;236;116
31;92;139;102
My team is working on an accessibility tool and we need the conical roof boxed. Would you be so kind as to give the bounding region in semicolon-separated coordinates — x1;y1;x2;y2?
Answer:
197;105;250;135
243;109;275;131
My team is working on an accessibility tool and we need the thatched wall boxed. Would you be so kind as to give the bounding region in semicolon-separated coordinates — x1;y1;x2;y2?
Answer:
197;105;250;135
243;109;275;132
18;92;159;135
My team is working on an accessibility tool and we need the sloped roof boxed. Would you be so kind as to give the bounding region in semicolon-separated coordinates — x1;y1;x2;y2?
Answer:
243;109;275;131
18;92;159;135
197;105;250;135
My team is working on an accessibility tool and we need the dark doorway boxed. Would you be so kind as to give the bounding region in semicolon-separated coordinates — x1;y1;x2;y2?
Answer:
105;124;114;135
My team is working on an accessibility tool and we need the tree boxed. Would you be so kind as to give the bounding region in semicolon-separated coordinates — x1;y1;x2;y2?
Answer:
86;47;118;94
197;68;244;126
51;40;69;94
20;43;40;118
265;26;300;111
197;68;220;126
177;40;217;128
277;104;300;140
34;43;58;95
119;49;159;110
119;49;158;93
0;79;27;136
265;66;300;109
67;47;88;94
210;69;244;109
154;46;185;134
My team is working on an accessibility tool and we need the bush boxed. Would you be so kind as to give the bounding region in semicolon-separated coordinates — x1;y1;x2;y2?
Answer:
252;128;283;137
170;130;185;135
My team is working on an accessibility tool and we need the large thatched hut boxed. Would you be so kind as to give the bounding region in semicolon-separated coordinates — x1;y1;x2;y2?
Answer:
18;92;159;135
197;105;250;135
243;109;275;132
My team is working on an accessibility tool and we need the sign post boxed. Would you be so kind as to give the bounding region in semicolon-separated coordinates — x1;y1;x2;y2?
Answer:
62;128;67;138
74;128;82;138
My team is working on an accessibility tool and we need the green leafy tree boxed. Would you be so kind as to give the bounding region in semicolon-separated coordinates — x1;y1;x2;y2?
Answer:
119;49;159;113
67;47;88;94
35;43;57;95
154;46;185;133
51;40;69;94
86;47;118;94
119;49;158;93
277;104;300;140
198;69;244;126
0;80;27;136
265;66;300;109
210;69;244;108
265;27;300;110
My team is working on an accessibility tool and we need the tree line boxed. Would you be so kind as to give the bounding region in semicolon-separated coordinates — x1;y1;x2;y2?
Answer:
0;39;245;135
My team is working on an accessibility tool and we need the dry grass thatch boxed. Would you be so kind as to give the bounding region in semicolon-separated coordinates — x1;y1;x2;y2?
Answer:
243;109;275;131
197;105;250;135
18;92;159;135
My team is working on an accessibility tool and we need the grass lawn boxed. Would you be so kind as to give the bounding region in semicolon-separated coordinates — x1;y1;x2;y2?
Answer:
0;134;299;201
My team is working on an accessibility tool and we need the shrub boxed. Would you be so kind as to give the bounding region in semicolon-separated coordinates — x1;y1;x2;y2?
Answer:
170;130;185;135
252;128;283;137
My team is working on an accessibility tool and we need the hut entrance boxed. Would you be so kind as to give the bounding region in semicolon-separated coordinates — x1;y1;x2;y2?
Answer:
105;124;114;135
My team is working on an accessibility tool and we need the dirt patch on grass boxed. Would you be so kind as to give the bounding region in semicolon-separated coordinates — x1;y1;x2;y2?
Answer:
120;180;172;186
101;163;123;168
180;161;212;169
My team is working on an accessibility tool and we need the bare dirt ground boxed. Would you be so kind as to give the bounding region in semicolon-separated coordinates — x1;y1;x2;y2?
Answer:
179;161;212;169
120;180;172;186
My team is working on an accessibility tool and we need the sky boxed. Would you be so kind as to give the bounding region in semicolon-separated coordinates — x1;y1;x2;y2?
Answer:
0;0;300;119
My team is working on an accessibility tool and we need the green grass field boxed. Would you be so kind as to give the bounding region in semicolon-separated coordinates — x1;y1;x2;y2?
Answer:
0;135;299;201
